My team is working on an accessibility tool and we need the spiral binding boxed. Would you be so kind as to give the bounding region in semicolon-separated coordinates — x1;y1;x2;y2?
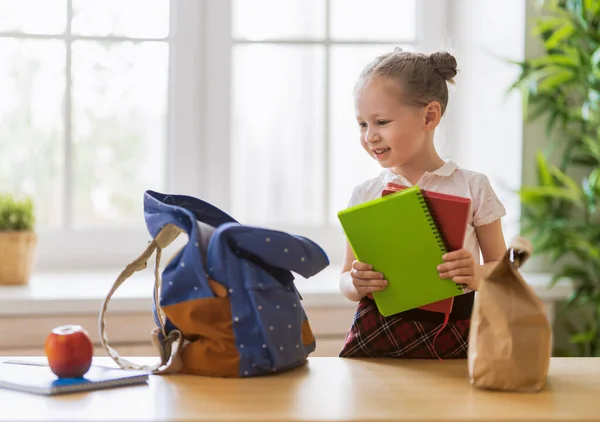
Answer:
415;189;448;254
416;189;465;291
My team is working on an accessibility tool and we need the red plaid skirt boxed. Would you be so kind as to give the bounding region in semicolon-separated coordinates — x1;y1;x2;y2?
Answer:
339;297;470;359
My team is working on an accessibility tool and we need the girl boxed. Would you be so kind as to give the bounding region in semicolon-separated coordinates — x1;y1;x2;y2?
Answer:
339;48;507;359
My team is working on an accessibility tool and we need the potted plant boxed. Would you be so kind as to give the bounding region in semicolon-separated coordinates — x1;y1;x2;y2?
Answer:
0;193;36;285
510;0;600;356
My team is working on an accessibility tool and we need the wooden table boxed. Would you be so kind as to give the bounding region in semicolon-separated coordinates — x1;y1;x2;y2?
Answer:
1;357;599;422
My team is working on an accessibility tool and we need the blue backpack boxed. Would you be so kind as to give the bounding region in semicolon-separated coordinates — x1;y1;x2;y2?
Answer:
99;190;329;377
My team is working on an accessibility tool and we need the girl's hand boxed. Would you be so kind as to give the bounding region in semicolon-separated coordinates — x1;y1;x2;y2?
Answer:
351;260;388;298
437;248;479;291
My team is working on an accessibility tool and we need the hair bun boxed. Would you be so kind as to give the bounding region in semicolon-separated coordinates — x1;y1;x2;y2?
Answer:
429;51;457;81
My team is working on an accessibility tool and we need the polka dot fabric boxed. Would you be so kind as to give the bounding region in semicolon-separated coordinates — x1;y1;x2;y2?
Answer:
143;190;330;377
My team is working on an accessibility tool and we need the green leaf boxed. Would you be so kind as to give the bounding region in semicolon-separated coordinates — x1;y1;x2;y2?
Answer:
0;194;35;231
519;185;583;207
529;53;580;68
569;330;596;344
550;166;583;195
533;16;569;36
584;0;600;14
511;66;564;97
530;66;570;85
582;136;600;162
566;236;600;262
536;151;554;186
585;0;600;14
538;69;576;91
545;24;576;49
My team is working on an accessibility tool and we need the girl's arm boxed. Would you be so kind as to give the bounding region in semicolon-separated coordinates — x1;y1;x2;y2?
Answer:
340;241;362;302
474;219;507;288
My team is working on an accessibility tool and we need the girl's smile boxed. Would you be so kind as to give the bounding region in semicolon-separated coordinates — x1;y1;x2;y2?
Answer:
371;147;391;160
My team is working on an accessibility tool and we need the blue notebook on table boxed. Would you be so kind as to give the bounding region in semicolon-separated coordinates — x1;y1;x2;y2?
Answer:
0;359;149;396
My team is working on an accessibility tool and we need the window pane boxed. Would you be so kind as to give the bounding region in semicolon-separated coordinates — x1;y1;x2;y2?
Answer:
0;0;66;34
72;0;169;38
232;45;325;226
0;39;65;228
233;0;325;40
329;44;403;223
71;41;168;228
330;0;416;41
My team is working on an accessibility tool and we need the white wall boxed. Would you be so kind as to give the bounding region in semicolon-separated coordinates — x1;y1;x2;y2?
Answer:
444;0;526;244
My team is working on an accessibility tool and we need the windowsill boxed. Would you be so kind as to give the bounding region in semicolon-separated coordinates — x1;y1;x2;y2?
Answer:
0;267;573;317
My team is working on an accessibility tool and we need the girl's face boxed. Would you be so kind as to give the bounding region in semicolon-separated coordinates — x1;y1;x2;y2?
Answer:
355;76;428;169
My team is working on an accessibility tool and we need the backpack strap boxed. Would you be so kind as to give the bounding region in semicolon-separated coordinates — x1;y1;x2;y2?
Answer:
98;224;185;374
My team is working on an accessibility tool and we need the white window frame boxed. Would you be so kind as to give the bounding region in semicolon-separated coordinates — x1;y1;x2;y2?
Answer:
199;0;449;267
32;0;204;270
32;0;448;271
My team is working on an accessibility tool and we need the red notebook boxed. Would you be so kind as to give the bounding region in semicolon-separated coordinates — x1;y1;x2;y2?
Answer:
381;183;472;360
382;183;471;252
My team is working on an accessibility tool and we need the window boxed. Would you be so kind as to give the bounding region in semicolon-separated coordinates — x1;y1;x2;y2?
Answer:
1;0;203;270
8;1;518;272
1;0;170;225
223;0;444;265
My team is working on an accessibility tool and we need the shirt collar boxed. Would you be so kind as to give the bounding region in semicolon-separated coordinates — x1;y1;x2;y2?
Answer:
382;160;458;185
431;159;458;176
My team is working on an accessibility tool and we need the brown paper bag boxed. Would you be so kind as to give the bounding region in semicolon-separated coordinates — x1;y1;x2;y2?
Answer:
468;236;552;392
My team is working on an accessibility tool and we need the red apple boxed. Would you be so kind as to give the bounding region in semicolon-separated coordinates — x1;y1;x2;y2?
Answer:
44;324;94;378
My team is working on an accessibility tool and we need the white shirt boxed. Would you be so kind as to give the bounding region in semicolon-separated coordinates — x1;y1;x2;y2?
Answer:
346;160;506;265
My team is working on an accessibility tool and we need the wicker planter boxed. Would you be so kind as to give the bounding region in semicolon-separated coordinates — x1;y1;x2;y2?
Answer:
0;231;37;285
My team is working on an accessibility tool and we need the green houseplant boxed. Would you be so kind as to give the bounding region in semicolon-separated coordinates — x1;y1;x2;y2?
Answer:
511;0;600;356
0;193;36;285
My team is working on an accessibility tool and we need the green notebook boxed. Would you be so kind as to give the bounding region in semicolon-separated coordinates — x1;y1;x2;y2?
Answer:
337;185;463;317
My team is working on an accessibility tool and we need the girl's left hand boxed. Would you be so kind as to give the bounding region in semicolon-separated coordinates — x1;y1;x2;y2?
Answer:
437;248;478;290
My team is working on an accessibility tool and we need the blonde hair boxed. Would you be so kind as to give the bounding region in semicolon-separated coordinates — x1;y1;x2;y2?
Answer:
355;47;458;115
